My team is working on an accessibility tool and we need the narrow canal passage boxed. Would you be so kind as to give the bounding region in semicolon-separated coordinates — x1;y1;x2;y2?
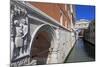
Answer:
65;38;95;63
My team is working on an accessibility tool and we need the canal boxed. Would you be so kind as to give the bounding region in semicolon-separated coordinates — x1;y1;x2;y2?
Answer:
65;38;95;63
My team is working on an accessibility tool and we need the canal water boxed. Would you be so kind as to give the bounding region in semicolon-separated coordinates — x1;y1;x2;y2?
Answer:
65;38;95;63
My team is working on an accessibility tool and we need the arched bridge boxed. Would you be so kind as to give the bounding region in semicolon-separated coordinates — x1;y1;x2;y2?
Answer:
10;1;76;66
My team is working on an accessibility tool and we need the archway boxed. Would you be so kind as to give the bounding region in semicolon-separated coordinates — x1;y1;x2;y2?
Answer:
29;24;56;65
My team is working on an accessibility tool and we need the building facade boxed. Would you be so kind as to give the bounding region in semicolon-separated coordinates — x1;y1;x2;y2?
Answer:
83;20;95;58
84;20;95;44
10;0;76;66
29;2;74;30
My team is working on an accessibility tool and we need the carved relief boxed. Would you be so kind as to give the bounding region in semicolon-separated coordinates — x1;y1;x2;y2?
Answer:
10;3;30;61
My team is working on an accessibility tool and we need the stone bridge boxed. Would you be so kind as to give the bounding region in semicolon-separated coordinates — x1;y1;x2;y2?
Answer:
10;0;76;66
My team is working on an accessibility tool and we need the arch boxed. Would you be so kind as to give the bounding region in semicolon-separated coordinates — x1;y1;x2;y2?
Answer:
29;24;56;64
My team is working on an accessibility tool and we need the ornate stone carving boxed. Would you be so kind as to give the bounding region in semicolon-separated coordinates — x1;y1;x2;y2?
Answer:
11;3;30;61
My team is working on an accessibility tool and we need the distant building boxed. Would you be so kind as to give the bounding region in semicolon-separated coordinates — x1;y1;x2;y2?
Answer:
74;19;90;30
73;19;90;39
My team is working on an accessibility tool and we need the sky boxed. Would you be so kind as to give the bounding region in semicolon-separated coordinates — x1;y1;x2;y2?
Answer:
75;5;95;21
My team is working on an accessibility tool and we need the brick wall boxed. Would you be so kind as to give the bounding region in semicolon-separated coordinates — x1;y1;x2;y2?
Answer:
29;2;73;29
